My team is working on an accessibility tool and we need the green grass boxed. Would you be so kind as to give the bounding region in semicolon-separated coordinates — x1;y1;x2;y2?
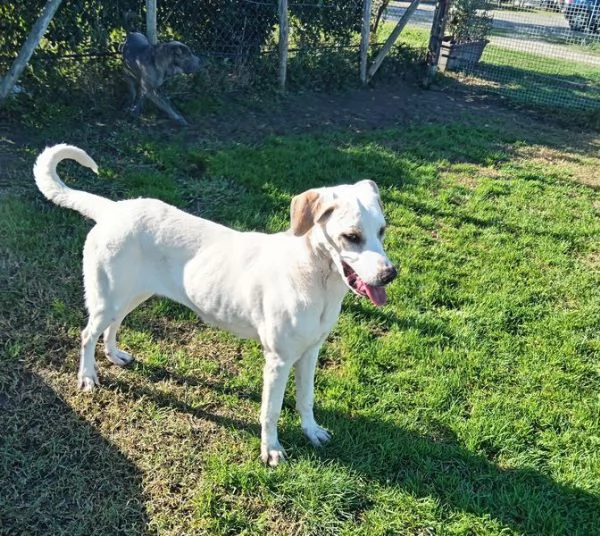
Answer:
369;20;600;127
482;45;600;80
1;113;600;535
490;25;600;55
447;42;600;126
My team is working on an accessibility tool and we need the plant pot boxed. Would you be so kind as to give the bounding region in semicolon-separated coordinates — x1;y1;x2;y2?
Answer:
438;37;489;72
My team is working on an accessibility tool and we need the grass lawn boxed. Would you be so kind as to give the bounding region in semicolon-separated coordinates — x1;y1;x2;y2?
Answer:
475;44;600;113
371;21;600;126
1;111;600;535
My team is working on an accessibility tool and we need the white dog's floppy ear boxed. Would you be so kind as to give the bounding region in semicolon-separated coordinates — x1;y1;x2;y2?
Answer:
290;190;336;236
356;179;380;195
354;179;381;197
356;179;383;209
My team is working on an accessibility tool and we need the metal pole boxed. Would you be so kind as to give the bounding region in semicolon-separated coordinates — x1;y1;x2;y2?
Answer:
146;0;158;44
278;0;289;92
360;0;373;85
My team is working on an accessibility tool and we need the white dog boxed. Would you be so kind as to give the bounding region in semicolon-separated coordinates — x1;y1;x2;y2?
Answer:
33;144;397;466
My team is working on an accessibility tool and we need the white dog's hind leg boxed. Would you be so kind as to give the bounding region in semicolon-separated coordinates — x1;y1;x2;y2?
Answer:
295;345;331;446
103;293;152;366
260;353;293;467
80;243;142;388
79;310;114;391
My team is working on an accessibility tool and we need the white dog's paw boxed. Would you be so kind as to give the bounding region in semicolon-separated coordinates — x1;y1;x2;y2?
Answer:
261;442;287;467
106;349;134;367
303;424;332;447
78;372;99;391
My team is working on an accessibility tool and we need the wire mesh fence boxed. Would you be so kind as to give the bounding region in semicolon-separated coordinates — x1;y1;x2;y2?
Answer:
284;0;363;87
390;0;600;114
0;0;400;99
474;1;600;113
1;0;599;119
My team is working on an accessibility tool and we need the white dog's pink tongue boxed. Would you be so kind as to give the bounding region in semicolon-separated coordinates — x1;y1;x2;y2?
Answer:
356;278;387;306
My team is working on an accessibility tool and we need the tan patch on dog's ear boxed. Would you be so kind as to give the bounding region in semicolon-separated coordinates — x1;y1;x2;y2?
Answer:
290;190;335;236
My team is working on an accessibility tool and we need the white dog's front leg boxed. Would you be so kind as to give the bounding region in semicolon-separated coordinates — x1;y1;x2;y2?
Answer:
260;354;293;467
295;346;331;447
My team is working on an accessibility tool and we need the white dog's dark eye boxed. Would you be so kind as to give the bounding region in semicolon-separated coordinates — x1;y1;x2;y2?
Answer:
342;233;361;244
379;226;386;238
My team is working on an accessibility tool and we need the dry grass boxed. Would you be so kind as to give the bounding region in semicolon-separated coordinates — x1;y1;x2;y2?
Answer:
514;142;600;187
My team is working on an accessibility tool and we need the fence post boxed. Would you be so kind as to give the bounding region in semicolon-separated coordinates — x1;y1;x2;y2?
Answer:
422;0;450;88
0;0;63;101
278;0;289;92
146;0;158;44
360;0;373;85
367;0;421;81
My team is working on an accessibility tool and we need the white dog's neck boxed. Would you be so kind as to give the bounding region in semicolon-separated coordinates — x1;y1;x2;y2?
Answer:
302;227;348;302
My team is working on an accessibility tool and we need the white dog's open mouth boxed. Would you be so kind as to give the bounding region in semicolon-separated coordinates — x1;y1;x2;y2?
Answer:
342;262;387;306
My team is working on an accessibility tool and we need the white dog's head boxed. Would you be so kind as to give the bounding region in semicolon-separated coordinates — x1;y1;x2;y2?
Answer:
290;180;397;306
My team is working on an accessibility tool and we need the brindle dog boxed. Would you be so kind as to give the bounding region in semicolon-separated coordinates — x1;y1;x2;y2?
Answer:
123;32;202;126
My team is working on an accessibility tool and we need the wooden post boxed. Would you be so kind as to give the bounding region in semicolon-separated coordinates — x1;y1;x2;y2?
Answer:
146;0;158;44
360;0;373;85
367;0;421;82
422;0;451;88
0;0;63;101
278;0;289;92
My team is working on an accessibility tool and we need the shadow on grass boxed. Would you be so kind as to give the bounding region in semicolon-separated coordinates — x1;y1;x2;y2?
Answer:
0;363;149;535
462;61;600;128
107;360;599;535
314;410;600;534
107;372;262;439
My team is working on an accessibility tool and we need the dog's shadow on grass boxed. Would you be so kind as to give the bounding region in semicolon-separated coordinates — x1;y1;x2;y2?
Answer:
345;297;454;340
108;361;262;438
110;358;599;534
0;363;149;534
308;411;600;534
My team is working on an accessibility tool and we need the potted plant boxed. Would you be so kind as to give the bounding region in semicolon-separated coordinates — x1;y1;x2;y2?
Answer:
438;0;493;72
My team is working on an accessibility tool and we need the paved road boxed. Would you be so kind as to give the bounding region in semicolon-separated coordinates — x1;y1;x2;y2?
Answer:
388;1;600;66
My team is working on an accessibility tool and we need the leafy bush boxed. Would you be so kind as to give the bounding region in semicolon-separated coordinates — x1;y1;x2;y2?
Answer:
290;0;363;48
446;0;493;43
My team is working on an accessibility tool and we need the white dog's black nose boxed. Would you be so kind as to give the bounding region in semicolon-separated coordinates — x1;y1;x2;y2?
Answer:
378;265;397;285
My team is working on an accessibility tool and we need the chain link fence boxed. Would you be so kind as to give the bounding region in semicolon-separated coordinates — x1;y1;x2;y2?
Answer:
391;0;599;114
0;0;416;99
1;0;598;119
474;1;600;113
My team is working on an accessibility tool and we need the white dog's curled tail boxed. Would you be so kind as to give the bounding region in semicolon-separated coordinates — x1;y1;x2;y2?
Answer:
33;144;116;221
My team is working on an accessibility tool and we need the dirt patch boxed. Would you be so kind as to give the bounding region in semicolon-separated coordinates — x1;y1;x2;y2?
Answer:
1;77;596;176
186;78;548;142
0;127;29;182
